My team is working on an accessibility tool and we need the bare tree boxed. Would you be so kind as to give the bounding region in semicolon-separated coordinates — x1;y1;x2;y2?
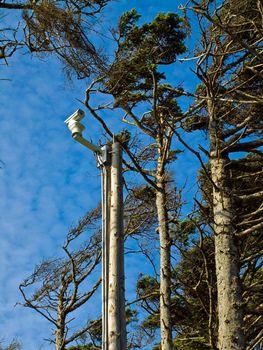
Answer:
19;206;102;350
0;339;21;350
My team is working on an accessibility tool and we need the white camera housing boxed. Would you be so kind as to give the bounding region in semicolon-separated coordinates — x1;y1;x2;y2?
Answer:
64;108;102;154
65;109;85;124
64;109;86;136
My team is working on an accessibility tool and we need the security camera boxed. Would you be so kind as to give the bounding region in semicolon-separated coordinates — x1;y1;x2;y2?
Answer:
64;109;86;136
64;109;102;154
65;109;85;124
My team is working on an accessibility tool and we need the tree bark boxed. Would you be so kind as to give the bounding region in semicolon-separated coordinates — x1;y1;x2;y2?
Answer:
156;167;172;350
209;99;245;349
56;302;65;350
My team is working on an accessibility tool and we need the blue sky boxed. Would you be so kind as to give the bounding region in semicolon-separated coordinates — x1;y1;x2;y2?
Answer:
0;1;202;348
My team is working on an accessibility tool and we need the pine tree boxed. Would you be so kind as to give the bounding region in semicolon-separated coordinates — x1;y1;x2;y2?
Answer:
180;1;263;348
83;10;186;349
0;0;108;70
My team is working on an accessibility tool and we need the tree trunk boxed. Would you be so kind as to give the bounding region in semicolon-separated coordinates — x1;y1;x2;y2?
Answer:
108;141;126;350
56;305;65;350
209;101;245;349
156;173;172;350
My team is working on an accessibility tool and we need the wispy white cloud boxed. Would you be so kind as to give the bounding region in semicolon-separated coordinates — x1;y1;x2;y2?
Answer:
0;50;103;347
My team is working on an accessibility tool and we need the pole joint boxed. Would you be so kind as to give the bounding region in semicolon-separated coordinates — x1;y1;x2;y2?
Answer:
97;145;111;168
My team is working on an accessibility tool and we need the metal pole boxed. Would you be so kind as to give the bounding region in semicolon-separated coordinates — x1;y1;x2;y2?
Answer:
98;149;111;350
108;141;126;350
101;166;107;350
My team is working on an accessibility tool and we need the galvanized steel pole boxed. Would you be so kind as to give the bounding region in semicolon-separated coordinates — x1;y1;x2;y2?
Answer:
101;164;110;350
